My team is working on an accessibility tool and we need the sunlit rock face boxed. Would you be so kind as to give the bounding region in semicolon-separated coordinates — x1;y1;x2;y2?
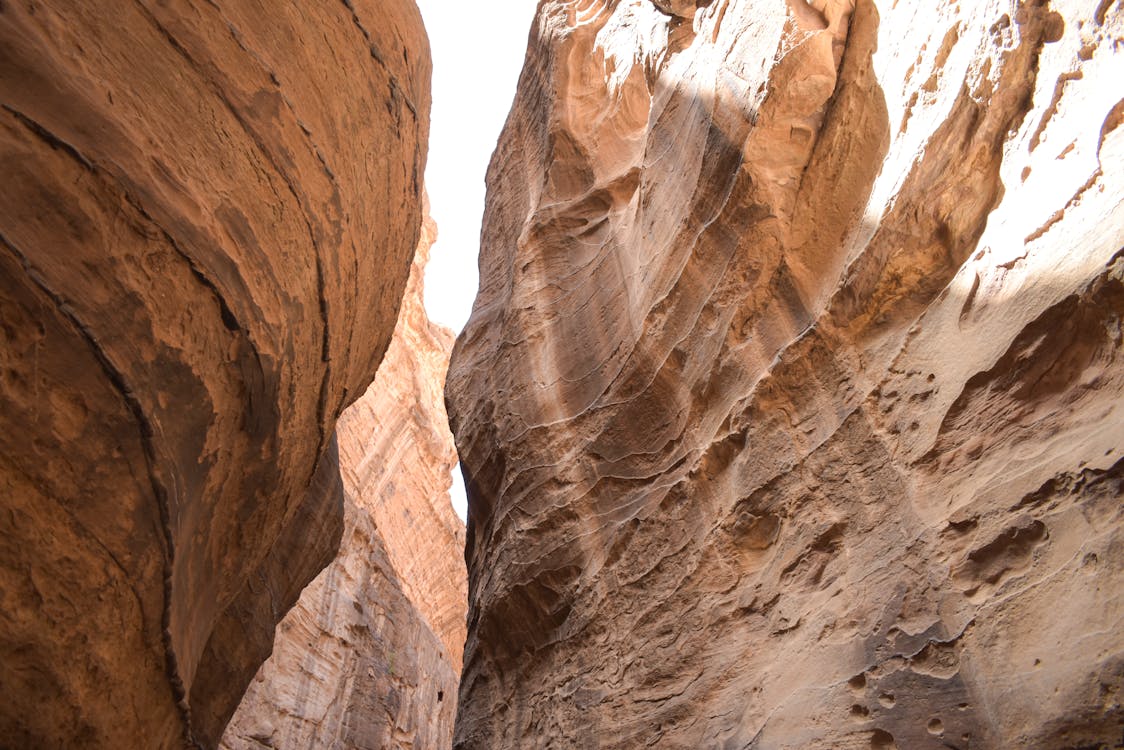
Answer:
0;1;429;747
221;206;465;750
447;0;1124;747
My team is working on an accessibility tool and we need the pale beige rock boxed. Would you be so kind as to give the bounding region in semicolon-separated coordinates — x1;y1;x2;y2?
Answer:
337;209;467;673
222;204;465;750
447;0;1124;748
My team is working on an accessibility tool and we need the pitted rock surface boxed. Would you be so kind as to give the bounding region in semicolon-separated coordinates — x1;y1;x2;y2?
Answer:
447;1;1124;747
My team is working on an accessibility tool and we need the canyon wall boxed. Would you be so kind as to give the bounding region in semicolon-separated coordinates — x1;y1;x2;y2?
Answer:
221;206;466;750
447;0;1124;748
0;1;429;747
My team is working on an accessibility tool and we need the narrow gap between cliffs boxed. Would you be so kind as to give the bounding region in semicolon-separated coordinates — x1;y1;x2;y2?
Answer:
414;1;539;522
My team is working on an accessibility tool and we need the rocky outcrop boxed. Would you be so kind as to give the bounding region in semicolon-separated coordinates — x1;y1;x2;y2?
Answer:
0;1;429;747
221;205;465;750
336;211;467;674
447;1;1124;748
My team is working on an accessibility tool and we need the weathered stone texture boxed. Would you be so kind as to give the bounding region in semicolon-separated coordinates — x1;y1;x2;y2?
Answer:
221;205;465;750
0;1;430;747
447;0;1124;747
337;210;467;675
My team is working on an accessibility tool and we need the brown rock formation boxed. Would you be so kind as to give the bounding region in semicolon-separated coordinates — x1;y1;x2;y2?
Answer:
0;1;429;747
447;1;1124;748
221;205;466;750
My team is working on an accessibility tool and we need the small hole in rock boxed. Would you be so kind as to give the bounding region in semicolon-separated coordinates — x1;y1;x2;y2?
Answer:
928;717;943;735
870;728;897;749
437;690;444;702
878;693;895;707
849;673;867;691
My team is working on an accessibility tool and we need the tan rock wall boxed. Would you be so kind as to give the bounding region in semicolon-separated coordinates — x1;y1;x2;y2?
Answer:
337;210;467;674
447;0;1124;747
222;206;465;750
0;1;430;746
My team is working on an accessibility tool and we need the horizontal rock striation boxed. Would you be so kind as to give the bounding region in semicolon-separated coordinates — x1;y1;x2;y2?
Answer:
0;1;430;747
221;205;466;750
447;0;1124;747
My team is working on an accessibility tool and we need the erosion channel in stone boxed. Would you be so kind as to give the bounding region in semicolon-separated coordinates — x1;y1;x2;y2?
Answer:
222;200;467;750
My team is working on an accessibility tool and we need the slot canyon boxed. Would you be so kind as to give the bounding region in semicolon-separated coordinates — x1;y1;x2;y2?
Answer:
0;1;1122;749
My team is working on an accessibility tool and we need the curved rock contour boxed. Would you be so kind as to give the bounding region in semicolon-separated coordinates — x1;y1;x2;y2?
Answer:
221;204;466;750
448;0;1124;747
0;1;430;746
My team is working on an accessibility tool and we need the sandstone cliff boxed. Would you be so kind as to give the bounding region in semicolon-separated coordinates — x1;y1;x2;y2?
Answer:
447;0;1124;747
221;206;466;750
0;2;429;747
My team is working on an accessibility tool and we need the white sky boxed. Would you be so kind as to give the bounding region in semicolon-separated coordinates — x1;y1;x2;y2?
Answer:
415;1;538;521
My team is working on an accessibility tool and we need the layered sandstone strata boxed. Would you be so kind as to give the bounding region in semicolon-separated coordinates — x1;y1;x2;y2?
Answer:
221;207;465;750
0;1;429;747
447;0;1124;747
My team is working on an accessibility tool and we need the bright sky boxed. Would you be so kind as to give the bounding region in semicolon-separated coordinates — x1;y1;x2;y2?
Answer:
415;1;538;521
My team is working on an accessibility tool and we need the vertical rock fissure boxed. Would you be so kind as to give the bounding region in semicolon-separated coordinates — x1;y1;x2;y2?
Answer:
221;205;467;750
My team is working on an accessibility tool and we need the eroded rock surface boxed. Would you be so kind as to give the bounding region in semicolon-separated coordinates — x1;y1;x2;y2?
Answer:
221;206;465;750
0;2;429;747
447;0;1124;747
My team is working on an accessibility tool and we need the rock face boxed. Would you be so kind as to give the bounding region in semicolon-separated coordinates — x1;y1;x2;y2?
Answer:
221;206;466;750
0;2;429;747
447;1;1124;748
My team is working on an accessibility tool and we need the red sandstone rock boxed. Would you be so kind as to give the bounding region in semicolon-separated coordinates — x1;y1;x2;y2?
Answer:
447;1;1124;747
221;204;465;750
0;1;430;746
